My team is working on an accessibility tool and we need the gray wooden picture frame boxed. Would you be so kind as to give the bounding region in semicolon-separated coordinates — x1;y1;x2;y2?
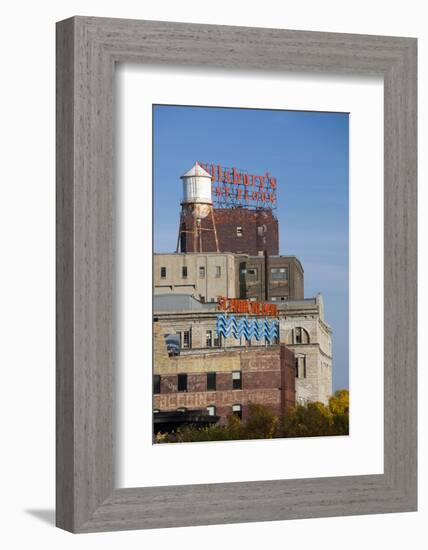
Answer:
56;16;417;533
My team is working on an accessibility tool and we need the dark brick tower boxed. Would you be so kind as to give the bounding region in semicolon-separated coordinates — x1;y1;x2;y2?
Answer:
179;207;279;256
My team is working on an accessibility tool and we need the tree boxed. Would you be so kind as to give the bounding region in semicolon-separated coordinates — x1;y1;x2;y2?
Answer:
156;403;279;443
242;403;279;439
282;389;349;438
328;389;349;435
155;392;350;443
283;401;333;438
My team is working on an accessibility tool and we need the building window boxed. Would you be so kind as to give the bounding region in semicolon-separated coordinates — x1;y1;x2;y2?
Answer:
182;266;188;278
270;267;289;280
295;356;307;378
215;265;221;278
177;373;188;392
199;266;205;278
213;331;221;347
241;267;258;279
232;371;242;390
207;372;216;391
160;266;166;278
271;296;277;302
294;327;310;344
236;226;243;237
207;405;216;416
206;330;212;347
232;404;242;419
181;330;192;349
257;225;266;236
153;375;161;394
177;407;187;413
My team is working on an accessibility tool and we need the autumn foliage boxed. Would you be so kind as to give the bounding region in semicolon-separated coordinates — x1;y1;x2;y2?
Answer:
155;390;349;443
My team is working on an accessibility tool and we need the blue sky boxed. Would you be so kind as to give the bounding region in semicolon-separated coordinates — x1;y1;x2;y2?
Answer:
153;105;349;390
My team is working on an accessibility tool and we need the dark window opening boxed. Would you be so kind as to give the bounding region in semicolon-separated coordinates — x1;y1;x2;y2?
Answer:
232;404;242;419
182;266;188;278
213;331;221;347
153;375;161;394
181;330;191;349
294;327;309;345
295;356;307;379
160;267;166;278
207;372;216;391
232;371;242;390
178;373;188;392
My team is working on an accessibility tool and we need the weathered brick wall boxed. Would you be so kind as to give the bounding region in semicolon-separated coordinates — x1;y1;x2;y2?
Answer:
180;207;278;256
154;388;282;424
280;345;297;416
153;344;296;424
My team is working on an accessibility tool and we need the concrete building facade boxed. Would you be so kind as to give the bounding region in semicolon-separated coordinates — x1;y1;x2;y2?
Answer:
238;255;304;302
154;253;238;303
154;252;304;303
278;295;332;405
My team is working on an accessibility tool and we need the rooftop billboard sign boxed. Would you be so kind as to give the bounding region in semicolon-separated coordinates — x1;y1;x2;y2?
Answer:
198;162;277;210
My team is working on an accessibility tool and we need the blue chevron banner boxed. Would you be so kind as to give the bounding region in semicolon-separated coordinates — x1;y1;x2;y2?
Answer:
216;314;279;344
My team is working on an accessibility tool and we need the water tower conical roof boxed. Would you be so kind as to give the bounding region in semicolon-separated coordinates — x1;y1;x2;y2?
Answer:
180;162;212;179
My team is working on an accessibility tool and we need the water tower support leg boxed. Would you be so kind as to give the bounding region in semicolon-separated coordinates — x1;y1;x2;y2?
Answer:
176;211;183;253
211;207;220;252
193;217;198;252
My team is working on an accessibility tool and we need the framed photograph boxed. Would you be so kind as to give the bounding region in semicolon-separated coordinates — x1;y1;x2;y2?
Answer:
56;16;417;532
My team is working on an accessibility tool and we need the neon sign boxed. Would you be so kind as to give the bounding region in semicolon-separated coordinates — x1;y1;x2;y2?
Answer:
216;314;279;343
198;162;277;209
218;296;278;317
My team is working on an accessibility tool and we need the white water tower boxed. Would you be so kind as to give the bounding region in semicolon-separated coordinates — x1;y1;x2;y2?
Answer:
176;163;219;253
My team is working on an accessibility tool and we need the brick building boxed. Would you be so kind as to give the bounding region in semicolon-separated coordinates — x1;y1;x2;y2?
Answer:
179;207;279;256
151;162;334;434
153;322;296;427
153;293;332;407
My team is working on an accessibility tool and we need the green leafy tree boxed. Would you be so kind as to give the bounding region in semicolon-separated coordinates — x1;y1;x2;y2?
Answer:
282;389;349;438
155;391;349;443
283;401;333;438
242;403;279;439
